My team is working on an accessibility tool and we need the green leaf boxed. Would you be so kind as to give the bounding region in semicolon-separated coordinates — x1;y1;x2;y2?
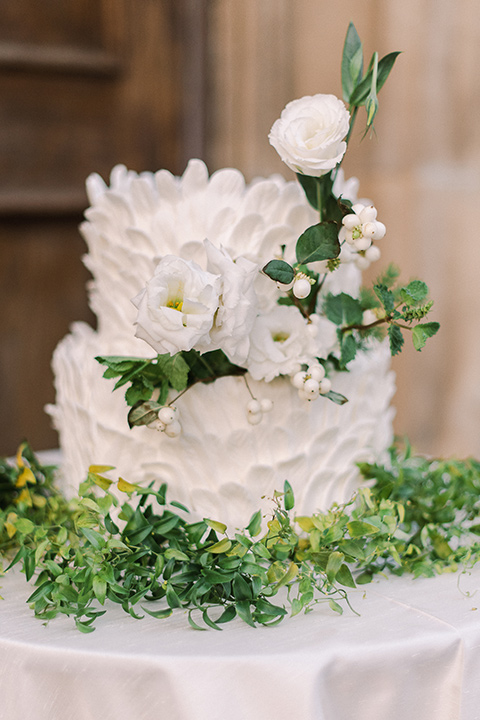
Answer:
127;401;160;428
326;551;344;583
205;518;227;534
247;510;262;537
166;585;182;609
207;538;232;554
233;573;253;601
374;283;395;314
262;260;295;285
340;333;358;366
324;390;349;406
412;322;440;351
236;600;256;628
142;606;173;620
328;598;344;615
342;22;363;103
14;517;35;534
400;280;429;306
296;174;320;210
388;324;404;356
156;353;190;392
80;527;105;550
296;222;340;264
350;51;401;106
284;480;295;512
347;520;380;537
93;576;107;605
324;293;363;326
336;563;357;589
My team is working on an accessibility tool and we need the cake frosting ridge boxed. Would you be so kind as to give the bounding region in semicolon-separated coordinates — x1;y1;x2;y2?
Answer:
47;160;396;529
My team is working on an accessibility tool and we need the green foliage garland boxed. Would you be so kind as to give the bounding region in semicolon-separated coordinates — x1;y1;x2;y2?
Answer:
1;444;480;632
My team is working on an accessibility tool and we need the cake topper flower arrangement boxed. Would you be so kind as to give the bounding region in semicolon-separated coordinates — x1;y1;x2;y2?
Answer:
96;22;438;437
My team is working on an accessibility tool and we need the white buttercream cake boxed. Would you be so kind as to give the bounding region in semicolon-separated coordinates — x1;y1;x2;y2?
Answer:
47;160;395;529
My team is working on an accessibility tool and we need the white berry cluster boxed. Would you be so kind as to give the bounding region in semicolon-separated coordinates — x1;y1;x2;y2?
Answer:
339;203;385;270
148;406;182;437
291;364;331;401
246;397;274;425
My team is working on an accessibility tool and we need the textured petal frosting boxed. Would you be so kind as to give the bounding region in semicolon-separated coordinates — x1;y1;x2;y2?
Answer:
47;161;396;530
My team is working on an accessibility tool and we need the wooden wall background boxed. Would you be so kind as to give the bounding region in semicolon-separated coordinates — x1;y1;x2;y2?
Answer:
1;0;479;460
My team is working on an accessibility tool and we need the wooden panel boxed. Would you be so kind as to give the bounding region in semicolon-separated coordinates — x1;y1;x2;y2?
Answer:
0;0;185;455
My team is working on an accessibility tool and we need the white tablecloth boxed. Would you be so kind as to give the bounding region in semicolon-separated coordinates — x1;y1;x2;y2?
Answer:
1;565;480;720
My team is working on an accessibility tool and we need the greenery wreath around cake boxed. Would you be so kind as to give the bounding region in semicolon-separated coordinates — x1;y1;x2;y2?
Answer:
2;24;475;633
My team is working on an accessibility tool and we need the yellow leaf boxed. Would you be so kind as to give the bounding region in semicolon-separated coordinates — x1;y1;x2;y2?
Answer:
89;465;115;474
15;489;32;506
295;516;315;532
15;442;27;468
5;522;17;539
207;538;232;554
118;477;137;493
15;467;36;487
88;472;113;491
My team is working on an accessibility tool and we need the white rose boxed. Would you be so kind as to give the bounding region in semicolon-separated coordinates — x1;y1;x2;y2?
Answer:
269;94;350;177
132;255;221;355
246;305;317;382
204;240;259;366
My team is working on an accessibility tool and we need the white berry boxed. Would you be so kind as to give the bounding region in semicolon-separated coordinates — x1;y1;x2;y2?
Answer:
247;399;262;415
247;412;263;425
164;420;182;437
293;277;312;299
260;398;273;413
158;406;177;425
292;371;307;389
147;418;166;431
309;365;325;382
319;378;332;395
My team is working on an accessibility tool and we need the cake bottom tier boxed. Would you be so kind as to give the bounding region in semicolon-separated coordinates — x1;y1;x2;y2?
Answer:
47;322;396;529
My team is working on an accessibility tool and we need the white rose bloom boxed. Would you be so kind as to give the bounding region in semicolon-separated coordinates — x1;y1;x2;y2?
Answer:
269;94;350;177
204;240;259;366
246;305;317;382
133;255;221;355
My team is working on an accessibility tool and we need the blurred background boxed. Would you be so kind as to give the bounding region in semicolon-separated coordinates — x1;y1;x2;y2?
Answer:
1;0;479;458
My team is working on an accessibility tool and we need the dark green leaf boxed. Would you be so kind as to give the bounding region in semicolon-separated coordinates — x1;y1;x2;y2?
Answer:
324;293;363;326
296;222;340;265
340;333;358;366
296;173;320;210
262;260;295;285
336;563;356;589
374;284;395;314
324;390;349;406
127;402;160;428
388;324;404;356
142;605;173;620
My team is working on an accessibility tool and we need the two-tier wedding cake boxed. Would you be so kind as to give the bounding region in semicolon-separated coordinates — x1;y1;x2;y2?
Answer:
47;158;395;529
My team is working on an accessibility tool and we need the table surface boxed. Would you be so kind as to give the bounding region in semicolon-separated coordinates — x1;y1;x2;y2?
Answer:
1;564;480;720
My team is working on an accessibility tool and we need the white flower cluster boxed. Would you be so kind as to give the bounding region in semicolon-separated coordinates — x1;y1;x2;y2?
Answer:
127;92;387;433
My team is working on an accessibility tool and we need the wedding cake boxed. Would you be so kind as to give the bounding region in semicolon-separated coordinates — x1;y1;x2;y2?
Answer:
47;157;395;529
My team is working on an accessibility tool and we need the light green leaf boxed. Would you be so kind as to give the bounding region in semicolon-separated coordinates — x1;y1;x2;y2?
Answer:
347;520;380;538
207;538;232;554
284;480;295;511
412;322;440;351
326;550;344;583
342;22;363;102
247;510;262;537
400;280;429;305
205;518;227;534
